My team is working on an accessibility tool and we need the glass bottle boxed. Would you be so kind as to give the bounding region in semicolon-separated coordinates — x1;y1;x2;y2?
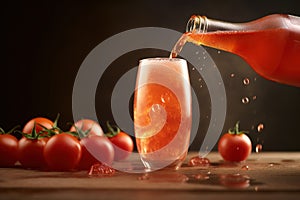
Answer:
185;14;300;87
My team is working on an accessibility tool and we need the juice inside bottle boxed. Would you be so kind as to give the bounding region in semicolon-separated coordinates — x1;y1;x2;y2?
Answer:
180;14;300;87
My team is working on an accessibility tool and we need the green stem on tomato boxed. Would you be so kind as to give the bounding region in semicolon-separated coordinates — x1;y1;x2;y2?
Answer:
228;121;248;135
0;125;20;135
105;121;120;138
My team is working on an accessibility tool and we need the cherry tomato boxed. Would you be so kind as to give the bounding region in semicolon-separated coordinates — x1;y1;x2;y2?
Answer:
44;133;81;171
0;134;18;167
70;119;104;137
18;137;47;169
218;122;252;162
22;117;54;134
77;135;114;170
106;122;133;161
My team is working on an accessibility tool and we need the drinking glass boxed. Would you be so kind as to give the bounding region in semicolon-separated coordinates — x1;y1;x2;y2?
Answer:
134;58;192;171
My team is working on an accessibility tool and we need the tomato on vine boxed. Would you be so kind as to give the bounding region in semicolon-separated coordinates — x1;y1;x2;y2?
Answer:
0;126;19;167
218;121;252;162
70;120;114;170
18;124;48;169
44;133;82;171
105;122;134;161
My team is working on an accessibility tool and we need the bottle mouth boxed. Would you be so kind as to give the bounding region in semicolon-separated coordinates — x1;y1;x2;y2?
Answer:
186;15;208;33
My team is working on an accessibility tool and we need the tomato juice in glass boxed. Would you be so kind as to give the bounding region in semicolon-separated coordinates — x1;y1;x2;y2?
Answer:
134;58;192;171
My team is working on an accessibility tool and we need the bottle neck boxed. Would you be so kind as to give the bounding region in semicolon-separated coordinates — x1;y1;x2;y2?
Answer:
186;15;244;33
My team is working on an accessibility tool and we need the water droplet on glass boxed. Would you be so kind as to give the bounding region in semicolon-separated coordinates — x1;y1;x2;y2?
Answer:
230;73;235;78
217;50;221;54
257;123;264;132
195;51;199;55
255;144;263;153
192;67;195;71
198;78;202;82
241;97;250;104
241;165;249;170
252;95;257;100
243;78;250;85
199;85;203;88
200;67;203;71
188;156;210;167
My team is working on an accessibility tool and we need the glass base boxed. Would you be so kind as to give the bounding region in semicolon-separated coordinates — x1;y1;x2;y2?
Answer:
140;152;187;172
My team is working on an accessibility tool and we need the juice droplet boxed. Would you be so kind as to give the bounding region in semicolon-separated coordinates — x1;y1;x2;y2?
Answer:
138;174;149;180
243;78;250;85
241;97;250;104
230;73;235;78
219;174;250;188
88;163;115;176
257;123;264;132
268;163;274;167
255;144;263;153
192;174;210;180
188;156;210;167
138;172;188;183
241;165;249;170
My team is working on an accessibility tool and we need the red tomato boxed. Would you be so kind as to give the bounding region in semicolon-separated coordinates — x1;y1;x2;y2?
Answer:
0;134;19;167
44;133;81;171
77;135;114;170
109;132;133;161
18;137;47;169
105;122;133;161
70;119;104;137
218;122;252;162
22;117;54;134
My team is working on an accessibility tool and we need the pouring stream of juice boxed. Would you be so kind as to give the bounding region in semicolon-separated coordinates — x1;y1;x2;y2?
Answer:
171;14;300;87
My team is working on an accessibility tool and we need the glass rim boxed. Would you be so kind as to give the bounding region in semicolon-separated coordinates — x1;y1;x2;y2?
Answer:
139;57;187;63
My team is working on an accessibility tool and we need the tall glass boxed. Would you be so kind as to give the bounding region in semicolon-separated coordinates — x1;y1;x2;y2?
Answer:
134;58;192;171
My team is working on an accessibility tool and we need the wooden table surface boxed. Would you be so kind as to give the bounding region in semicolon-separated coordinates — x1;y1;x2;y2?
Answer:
0;152;299;200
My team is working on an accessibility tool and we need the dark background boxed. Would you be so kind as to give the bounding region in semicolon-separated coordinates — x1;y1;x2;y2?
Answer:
2;0;300;151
